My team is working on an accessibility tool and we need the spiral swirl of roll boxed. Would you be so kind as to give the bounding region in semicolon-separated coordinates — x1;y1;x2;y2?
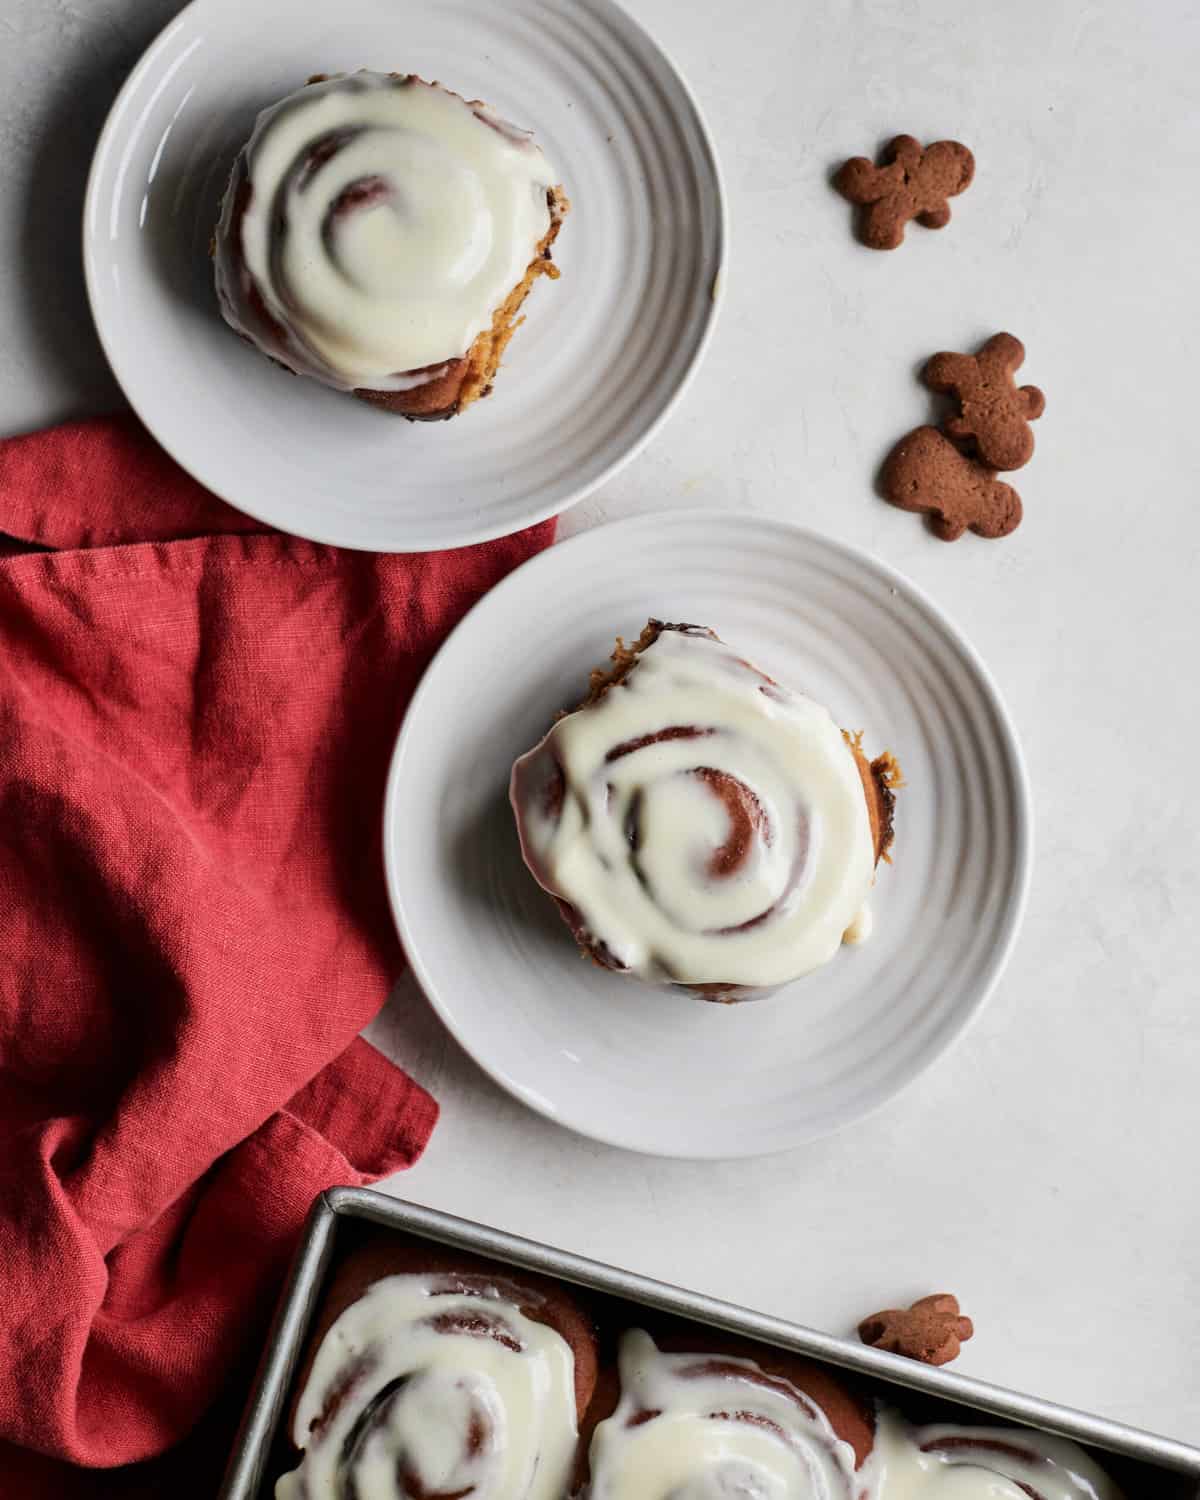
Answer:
901;1420;1126;1499
587;1330;860;1500
276;1274;580;1500
215;72;558;391
510;624;877;992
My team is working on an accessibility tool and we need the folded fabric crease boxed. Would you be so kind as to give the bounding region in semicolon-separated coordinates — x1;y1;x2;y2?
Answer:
0;414;554;1492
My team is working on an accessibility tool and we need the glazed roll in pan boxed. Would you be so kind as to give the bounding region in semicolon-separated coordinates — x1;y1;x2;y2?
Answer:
276;1245;1126;1500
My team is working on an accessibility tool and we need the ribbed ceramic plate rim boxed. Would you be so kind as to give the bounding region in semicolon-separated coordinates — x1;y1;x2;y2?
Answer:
82;0;726;552
384;512;1034;1158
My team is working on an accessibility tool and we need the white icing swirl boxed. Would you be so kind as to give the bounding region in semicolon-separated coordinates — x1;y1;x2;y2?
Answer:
215;73;558;390
587;1330;861;1500
276;1283;1128;1500
587;1336;1126;1500
275;1274;579;1500
864;1409;1126;1500
509;626;878;990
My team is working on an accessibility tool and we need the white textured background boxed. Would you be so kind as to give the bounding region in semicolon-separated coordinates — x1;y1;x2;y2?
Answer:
2;0;1198;1446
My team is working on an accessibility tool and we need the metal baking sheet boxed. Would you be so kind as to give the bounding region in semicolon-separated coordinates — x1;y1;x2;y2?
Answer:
220;1187;1200;1499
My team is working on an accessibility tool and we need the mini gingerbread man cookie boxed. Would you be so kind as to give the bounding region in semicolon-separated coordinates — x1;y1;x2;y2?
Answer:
858;1293;974;1366
924;332;1046;470
833;135;975;250
880;426;1022;541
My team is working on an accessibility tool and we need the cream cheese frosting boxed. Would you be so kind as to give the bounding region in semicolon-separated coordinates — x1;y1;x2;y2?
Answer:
276;1273;579;1500
589;1333;1126;1500
277;1288;1126;1500
588;1330;861;1500
864;1408;1126;1500
510;626;878;990
215;72;558;390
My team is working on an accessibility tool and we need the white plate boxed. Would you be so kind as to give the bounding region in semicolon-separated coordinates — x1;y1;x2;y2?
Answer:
83;0;724;553
384;512;1033;1157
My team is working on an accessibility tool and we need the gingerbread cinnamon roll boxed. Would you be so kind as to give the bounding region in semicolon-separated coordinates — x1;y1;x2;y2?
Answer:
509;622;901;1001
214;72;567;419
276;1242;597;1500
584;1331;1126;1500
864;1409;1126;1498
584;1329;871;1500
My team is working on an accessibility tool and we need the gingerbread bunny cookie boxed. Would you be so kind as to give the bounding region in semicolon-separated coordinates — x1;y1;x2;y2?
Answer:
834;135;975;250
924;332;1046;470
880;426;1022;542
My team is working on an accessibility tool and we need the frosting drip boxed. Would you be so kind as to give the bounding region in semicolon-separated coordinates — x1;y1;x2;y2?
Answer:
587;1330;860;1500
509;627;876;989
276;1274;578;1500
216;73;558;389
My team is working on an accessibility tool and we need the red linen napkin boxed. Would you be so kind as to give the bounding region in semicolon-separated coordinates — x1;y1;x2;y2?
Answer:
0;416;555;1495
